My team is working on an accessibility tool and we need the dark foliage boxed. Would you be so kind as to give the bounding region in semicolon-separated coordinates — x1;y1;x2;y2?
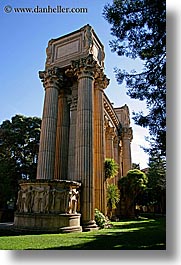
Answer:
103;0;166;156
0;115;41;208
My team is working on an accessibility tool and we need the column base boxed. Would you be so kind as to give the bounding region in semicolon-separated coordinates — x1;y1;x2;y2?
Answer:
82;220;99;232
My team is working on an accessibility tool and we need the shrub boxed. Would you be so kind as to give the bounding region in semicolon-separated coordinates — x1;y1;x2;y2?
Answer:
94;208;109;229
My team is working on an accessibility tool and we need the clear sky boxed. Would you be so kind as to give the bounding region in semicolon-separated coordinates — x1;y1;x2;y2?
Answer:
0;0;150;169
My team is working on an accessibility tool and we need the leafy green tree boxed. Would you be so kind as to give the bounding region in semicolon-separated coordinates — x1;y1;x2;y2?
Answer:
103;0;166;156
146;153;166;213
0;115;41;208
107;183;120;219
119;169;148;217
104;158;119;181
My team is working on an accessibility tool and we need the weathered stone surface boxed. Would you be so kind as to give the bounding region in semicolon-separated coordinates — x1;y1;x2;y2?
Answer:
14;25;133;233
14;180;82;233
14;213;82;233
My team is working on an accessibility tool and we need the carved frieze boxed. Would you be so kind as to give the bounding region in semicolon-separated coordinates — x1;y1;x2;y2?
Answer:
16;181;81;215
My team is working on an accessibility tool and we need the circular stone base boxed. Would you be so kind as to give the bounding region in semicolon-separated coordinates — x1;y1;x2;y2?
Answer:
14;212;82;233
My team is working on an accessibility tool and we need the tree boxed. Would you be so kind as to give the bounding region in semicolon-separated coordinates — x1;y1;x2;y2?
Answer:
103;0;166;156
107;183;120;219
146;152;166;213
104;158;119;181
119;169;148;217
0;114;41;208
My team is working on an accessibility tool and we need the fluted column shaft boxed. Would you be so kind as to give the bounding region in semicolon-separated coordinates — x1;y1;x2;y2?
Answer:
54;91;70;180
122;127;133;176
75;70;95;225
37;68;62;179
113;137;119;185
68;95;77;180
105;127;115;159
94;72;109;214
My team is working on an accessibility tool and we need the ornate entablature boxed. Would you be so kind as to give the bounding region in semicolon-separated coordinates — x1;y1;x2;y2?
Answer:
45;24;105;70
103;93;133;142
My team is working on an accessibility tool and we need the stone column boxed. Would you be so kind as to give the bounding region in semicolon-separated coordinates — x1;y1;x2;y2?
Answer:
94;70;109;214
105;126;115;159
122;127;133;176
113;136;119;185
68;94;78;180
37;67;63;180
73;55;98;231
54;87;70;180
118;141;123;178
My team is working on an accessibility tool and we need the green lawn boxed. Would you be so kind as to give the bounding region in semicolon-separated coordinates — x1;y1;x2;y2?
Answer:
0;216;166;250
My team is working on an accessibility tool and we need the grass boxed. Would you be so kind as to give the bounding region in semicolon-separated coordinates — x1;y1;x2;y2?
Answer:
0;216;166;250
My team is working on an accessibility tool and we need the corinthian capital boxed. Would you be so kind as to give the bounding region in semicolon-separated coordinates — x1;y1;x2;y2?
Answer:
39;67;64;90
94;67;110;90
122;127;133;141
67;54;97;80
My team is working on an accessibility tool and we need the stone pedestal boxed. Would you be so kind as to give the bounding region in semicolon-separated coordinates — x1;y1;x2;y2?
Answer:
14;180;82;233
14;213;82;233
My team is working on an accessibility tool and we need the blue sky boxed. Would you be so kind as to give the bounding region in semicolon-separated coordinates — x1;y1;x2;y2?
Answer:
0;0;150;168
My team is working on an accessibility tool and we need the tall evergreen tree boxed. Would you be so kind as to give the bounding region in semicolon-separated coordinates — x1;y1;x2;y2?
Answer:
146;152;166;213
103;0;166;156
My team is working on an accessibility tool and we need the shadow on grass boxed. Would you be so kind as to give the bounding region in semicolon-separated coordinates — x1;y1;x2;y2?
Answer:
0;217;166;250
38;217;166;250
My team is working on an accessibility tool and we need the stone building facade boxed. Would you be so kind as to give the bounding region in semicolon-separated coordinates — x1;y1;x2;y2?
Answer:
14;25;133;232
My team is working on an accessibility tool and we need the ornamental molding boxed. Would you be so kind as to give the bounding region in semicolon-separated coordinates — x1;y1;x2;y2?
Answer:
39;67;64;90
122;127;133;141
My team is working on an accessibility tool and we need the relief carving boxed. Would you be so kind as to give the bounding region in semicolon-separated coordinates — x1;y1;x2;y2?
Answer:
16;184;81;215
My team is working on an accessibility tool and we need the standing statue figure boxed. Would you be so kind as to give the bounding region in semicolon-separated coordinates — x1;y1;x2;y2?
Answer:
84;24;93;54
25;186;34;213
45;39;54;67
68;189;79;214
34;187;45;213
16;189;23;212
44;186;50;213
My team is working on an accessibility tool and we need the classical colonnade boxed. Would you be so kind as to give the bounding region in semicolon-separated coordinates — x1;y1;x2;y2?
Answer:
36;56;132;229
34;25;133;230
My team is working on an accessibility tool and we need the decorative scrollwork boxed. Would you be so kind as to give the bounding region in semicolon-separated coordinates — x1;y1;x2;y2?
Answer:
39;67;64;90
